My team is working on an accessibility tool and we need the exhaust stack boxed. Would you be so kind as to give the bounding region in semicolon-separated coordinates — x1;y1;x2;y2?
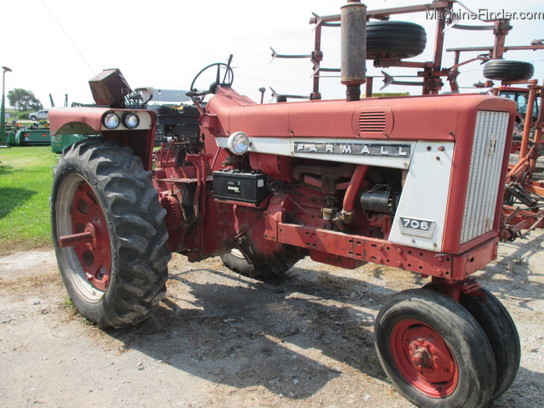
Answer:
341;0;367;101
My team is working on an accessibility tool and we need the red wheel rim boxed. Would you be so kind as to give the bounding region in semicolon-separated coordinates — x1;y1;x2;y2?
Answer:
69;181;112;291
390;319;458;398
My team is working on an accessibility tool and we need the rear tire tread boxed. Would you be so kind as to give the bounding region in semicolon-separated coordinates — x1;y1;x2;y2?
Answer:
52;140;171;329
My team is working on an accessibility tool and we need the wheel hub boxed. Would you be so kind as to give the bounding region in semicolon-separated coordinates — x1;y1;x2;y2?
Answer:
391;319;458;398
58;181;112;292
410;344;433;369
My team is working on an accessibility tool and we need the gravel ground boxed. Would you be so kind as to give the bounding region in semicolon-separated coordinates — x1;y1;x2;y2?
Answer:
0;232;543;408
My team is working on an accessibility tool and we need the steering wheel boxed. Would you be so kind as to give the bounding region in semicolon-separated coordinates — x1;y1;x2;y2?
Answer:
188;62;234;98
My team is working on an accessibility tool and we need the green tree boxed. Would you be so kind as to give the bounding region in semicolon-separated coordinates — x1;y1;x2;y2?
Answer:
7;88;43;111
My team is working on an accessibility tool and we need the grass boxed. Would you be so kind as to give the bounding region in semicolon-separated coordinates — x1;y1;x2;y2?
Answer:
0;146;58;255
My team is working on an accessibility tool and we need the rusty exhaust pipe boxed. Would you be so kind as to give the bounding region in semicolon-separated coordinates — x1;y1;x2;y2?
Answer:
341;0;367;101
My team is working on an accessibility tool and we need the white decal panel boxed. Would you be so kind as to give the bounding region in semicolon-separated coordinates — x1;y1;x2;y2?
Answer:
389;141;455;252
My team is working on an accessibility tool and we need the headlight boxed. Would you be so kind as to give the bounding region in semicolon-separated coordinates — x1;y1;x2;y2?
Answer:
227;132;251;155
122;112;140;129
103;112;120;129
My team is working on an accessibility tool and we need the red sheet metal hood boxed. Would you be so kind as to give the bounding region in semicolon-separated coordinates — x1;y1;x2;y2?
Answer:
206;89;517;141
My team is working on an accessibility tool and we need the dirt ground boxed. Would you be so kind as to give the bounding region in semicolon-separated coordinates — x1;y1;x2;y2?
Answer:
0;232;543;408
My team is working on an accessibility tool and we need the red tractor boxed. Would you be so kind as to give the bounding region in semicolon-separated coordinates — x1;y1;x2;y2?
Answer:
49;2;520;407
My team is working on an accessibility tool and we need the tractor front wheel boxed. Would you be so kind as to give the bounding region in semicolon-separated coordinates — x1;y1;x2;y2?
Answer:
460;288;520;401
220;245;302;281
375;289;497;408
51;141;171;329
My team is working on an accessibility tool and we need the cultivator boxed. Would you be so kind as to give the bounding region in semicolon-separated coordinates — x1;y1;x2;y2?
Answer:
502;80;544;239
273;0;544;243
48;1;542;407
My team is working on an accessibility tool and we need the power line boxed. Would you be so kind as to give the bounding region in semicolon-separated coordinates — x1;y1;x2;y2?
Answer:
41;0;96;75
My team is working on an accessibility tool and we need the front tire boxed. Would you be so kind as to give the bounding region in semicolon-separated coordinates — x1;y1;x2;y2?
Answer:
220;245;300;281
460;288;520;401
51;140;171;329
375;289;497;408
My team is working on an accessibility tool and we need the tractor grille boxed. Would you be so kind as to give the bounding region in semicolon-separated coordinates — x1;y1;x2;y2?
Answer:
359;111;387;133
460;111;509;244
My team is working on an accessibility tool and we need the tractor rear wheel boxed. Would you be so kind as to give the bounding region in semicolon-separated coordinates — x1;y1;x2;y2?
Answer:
375;289;496;408
51;140;171;329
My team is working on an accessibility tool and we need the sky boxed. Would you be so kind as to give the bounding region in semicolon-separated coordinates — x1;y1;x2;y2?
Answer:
1;0;543;108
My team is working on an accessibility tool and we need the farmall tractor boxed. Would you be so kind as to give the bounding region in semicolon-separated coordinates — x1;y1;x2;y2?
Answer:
50;2;521;407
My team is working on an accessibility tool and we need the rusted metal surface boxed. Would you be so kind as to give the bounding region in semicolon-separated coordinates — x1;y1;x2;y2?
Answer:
283;0;529;97
262;217;499;282
447;44;544;53
58;231;94;248
519;80;539;158
492;19;511;59
88;69;132;108
340;0;367;101
503;80;544;238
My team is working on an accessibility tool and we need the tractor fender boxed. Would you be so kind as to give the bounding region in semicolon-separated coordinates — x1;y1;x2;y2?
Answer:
49;107;157;170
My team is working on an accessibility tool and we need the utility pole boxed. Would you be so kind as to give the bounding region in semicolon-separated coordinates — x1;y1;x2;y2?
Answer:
1;66;13;148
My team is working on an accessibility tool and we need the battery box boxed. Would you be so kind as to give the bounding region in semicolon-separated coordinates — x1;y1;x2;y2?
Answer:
213;171;268;205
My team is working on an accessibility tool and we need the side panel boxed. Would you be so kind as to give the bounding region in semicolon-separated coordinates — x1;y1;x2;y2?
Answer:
389;142;454;252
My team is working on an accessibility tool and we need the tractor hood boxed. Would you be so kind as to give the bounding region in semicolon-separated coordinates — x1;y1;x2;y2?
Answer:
206;87;517;142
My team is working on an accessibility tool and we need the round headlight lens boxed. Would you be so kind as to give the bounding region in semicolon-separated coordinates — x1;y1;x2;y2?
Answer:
103;112;120;129
227;132;250;155
122;113;140;129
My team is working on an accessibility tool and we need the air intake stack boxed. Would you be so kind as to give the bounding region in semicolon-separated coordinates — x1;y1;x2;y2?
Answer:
341;0;367;101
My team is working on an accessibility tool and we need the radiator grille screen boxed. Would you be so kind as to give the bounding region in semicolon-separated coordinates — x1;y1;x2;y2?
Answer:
461;111;509;244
